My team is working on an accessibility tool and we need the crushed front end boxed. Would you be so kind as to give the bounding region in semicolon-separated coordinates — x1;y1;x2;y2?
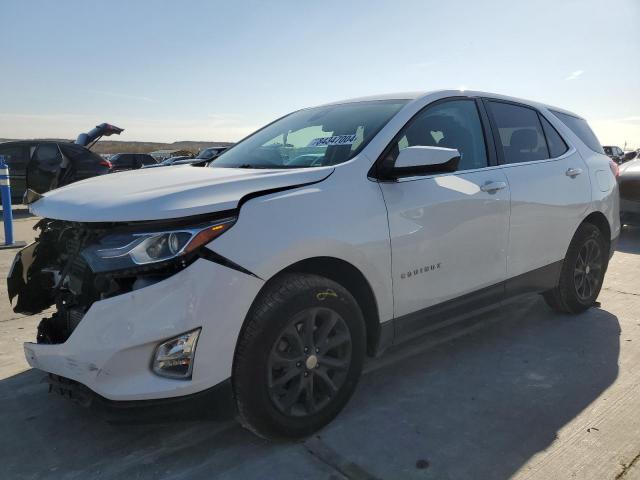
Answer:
8;219;195;344
7;216;264;402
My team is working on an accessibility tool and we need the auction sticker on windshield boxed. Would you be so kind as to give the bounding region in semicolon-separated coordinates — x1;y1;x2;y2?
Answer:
308;134;357;147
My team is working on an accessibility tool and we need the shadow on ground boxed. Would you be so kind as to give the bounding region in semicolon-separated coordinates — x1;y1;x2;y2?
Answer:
0;295;620;479
617;224;640;254
319;297;620;479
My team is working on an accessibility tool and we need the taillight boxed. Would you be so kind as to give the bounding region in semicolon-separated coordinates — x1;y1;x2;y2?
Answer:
99;160;112;169
609;159;619;179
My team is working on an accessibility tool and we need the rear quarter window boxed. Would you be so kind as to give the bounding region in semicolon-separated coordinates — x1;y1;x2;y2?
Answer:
539;115;569;158
550;110;604;154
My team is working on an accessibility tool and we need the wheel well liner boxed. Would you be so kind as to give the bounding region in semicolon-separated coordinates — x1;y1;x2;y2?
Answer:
582;211;611;249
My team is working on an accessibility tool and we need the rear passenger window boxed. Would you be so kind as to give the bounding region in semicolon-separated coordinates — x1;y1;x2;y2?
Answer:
392;99;489;171
539;115;568;157
487;101;549;164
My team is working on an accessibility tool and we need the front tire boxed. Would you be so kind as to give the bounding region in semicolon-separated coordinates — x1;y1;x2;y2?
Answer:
233;273;366;440
543;223;609;314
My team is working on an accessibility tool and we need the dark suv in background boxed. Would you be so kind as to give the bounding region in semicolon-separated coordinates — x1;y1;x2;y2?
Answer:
0;141;111;202
108;153;157;172
603;145;625;164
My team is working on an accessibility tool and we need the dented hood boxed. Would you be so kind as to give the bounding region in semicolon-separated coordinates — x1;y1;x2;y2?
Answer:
31;165;333;222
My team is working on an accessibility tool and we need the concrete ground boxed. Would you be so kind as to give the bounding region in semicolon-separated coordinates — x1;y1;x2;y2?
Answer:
1;213;639;480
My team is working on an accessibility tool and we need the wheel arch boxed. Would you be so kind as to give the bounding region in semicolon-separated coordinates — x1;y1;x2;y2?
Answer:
582;210;612;251
238;256;384;359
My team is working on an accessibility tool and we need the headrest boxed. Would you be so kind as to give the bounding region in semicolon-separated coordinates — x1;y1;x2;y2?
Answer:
510;129;537;151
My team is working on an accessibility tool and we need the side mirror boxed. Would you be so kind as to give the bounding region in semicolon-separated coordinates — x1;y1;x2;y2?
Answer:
392;146;460;178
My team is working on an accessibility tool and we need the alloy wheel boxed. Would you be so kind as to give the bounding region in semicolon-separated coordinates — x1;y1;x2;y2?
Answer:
267;307;352;417
573;238;603;302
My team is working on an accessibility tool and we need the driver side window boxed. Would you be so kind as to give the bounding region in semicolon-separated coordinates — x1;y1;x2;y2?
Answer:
392;99;489;171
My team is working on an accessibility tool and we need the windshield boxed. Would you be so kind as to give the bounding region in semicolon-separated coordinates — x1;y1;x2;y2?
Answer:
211;100;408;169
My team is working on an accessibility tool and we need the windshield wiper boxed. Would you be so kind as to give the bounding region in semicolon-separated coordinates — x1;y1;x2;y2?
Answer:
236;164;278;169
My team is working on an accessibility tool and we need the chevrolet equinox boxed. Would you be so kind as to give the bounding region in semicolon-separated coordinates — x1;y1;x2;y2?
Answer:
8;90;620;439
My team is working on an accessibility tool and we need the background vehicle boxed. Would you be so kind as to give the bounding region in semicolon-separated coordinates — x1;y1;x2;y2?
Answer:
109;153;158;172
149;149;194;162
0;122;122;201
619;158;640;225
75;123;124;148
143;155;195;168
0;140;111;201
603;145;625;164
622;149;638;163
9;90;619;440
196;146;228;161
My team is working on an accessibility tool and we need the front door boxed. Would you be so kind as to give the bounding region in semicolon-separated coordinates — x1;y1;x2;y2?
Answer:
378;98;511;329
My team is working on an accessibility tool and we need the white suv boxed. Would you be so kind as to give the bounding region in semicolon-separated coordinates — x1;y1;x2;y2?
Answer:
9;90;620;439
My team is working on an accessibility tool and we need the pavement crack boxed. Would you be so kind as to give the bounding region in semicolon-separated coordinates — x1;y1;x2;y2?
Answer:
303;435;380;480
615;450;640;479
603;287;640;298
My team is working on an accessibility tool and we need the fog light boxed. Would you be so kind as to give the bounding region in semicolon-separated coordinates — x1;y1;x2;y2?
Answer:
152;328;201;379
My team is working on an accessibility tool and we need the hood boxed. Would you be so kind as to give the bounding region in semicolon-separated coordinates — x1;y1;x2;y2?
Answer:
31;165;334;222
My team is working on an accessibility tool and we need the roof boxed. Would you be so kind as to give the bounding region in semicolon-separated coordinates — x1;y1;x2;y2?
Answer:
317;89;582;119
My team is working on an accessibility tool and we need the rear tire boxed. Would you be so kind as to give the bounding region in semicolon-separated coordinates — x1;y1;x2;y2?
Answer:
233;273;366;440
543;223;609;314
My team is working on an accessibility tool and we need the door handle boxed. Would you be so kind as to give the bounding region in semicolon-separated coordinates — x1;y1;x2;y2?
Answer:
480;181;507;193
566;168;583;178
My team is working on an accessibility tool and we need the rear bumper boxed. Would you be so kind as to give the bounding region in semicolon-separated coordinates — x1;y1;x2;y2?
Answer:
24;257;263;401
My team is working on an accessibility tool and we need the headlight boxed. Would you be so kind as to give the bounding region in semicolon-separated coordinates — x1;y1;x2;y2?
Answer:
81;217;235;273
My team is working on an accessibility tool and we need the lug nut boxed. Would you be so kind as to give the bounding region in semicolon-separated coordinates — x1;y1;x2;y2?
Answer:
304;371;309;377
315;348;319;353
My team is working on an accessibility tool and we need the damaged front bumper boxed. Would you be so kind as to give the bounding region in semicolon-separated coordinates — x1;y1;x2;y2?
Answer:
8;220;264;401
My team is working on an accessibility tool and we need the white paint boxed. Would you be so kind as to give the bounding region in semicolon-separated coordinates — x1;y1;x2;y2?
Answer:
23;89;619;401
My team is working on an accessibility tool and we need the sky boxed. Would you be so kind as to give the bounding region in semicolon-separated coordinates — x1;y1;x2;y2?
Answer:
1;0;639;148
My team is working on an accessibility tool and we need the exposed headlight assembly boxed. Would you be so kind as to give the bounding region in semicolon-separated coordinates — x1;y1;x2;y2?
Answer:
81;217;235;273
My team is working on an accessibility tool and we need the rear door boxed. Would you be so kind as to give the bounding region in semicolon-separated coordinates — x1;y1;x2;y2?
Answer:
378;97;510;332
484;99;591;289
27;142;63;193
0;143;29;201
